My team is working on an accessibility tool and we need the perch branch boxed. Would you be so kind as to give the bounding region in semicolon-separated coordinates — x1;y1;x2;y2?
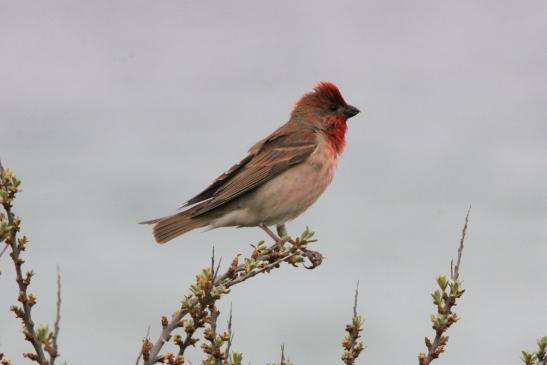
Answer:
142;227;320;364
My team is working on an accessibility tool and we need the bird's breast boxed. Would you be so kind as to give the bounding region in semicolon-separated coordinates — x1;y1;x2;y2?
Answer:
233;136;338;226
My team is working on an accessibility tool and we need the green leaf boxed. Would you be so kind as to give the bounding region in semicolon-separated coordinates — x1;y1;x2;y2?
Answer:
436;275;448;291
431;290;442;305
36;324;50;343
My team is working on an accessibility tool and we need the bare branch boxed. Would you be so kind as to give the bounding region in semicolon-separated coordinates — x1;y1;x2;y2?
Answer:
451;206;470;281
136;325;151;365
47;265;62;364
419;210;470;365
341;281;365;365
0;243;8;258
0;243;8;276
224;303;233;361
353;280;359;318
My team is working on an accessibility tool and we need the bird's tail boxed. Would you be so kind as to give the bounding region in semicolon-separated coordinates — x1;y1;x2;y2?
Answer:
140;207;210;244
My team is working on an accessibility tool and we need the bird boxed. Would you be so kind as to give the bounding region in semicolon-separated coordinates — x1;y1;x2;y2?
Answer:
141;82;360;244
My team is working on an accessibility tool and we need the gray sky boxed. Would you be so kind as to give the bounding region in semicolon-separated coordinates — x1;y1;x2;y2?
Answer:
1;1;546;364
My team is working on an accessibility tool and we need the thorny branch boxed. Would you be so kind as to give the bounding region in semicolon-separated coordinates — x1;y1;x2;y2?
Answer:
223;304;233;361
0;242;8;258
451;207;470;281
341;281;365;365
266;344;292;365
280;345;286;365
140;228;320;364
0;243;8;276
0;161;63;365
136;326;152;365
418;208;470;365
279;344;290;365
1;160;47;363
45;266;62;365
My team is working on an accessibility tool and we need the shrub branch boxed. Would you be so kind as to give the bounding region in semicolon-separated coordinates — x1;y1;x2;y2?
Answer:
418;208;470;365
1;161;64;365
140;227;321;364
341;281;365;365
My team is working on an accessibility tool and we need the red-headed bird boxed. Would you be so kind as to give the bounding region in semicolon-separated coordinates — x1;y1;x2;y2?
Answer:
141;82;360;244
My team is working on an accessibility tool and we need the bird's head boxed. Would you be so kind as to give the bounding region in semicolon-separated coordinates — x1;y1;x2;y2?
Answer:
292;82;360;154
292;82;360;123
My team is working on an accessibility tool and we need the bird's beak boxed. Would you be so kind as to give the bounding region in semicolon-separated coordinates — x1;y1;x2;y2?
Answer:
343;105;360;119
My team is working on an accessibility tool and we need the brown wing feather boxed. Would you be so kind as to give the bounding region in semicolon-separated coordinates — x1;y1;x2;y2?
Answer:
182;122;294;207
190;128;318;217
183;154;253;207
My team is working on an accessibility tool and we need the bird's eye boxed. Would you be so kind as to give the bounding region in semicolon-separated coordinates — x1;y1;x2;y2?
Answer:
329;105;338;112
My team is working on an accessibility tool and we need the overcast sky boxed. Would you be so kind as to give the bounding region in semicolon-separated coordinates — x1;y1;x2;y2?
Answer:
1;1;546;364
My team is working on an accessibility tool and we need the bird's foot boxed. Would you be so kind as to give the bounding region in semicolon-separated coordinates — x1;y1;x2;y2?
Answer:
259;224;323;270
259;224;280;242
276;224;289;239
277;224;323;269
259;224;287;251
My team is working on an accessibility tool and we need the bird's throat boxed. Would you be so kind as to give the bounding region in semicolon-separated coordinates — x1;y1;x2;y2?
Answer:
326;118;347;155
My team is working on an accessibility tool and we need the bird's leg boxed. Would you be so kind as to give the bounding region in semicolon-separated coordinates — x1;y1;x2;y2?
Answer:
276;224;289;239
278;224;323;270
259;224;287;251
259;223;323;270
259;224;282;243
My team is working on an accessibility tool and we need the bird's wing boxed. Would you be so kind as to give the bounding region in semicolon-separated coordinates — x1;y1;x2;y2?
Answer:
182;123;292;207
189;128;318;217
183;154;254;207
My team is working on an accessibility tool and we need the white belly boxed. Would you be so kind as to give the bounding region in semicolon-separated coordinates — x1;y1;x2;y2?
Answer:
211;136;337;228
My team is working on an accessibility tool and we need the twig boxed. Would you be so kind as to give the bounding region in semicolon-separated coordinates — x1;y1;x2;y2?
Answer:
341;281;365;365
224;303;233;361
136;325;151;365
353;281;359;318
204;253;223;365
1;161;48;364
143;229;320;365
451;206;470;281
0;243;8;276
0;243;8;258
225;251;299;288
419;210;470;365
46;265;62;364
260;225;323;269
0;161;8;274
208;302;222;365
